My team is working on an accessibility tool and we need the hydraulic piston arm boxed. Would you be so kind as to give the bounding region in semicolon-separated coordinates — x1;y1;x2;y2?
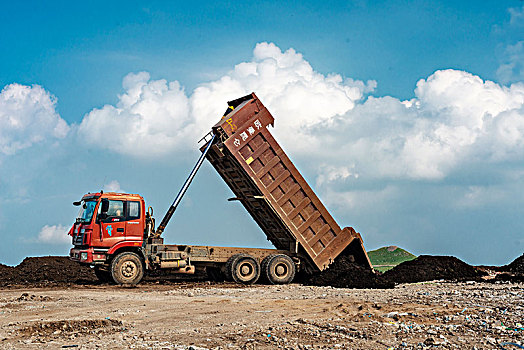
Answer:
155;134;216;236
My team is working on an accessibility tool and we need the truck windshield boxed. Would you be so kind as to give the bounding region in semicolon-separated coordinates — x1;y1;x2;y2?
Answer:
77;200;97;223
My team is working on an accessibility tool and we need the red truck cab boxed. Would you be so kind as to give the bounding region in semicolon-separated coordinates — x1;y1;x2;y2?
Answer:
69;192;146;265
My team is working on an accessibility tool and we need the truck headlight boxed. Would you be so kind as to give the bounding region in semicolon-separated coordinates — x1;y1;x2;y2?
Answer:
80;252;88;261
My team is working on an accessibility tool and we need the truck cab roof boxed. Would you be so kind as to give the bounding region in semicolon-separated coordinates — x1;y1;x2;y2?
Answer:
81;192;143;201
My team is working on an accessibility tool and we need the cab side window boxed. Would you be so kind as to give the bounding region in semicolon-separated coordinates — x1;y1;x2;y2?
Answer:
106;200;125;221
127;201;140;220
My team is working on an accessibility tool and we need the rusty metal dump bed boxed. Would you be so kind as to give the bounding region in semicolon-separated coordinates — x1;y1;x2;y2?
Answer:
204;93;371;272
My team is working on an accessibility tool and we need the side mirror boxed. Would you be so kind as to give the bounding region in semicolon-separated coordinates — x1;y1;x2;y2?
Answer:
97;199;109;223
100;199;109;213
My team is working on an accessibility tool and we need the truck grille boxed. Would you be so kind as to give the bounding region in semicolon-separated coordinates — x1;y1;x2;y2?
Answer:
73;232;84;246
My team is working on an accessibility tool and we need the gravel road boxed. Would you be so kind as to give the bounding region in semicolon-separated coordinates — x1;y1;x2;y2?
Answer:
0;281;522;349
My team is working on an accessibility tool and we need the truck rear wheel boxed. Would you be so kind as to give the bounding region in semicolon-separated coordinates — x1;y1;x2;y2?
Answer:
226;254;260;285
111;252;144;285
262;254;295;284
94;266;112;283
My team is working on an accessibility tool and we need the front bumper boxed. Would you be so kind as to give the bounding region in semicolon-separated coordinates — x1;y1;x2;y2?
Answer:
70;248;107;264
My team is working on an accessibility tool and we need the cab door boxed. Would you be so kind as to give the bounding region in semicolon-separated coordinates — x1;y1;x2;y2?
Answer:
125;200;143;240
96;199;126;248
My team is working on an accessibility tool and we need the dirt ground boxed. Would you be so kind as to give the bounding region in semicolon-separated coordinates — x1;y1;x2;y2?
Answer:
0;281;522;350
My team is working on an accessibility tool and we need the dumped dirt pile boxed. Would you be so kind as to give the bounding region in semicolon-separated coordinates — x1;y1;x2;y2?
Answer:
0;263;14;274
382;255;484;284
306;255;394;289
306;255;484;288
494;253;524;282
0;256;96;286
0;254;501;288
504;253;524;275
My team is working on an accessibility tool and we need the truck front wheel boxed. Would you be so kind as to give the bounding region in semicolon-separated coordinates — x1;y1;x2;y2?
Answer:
262;254;295;284
111;252;144;285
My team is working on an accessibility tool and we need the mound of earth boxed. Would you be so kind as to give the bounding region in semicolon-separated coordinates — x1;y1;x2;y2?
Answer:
382;255;484;284
0;263;14;274
0;254;500;288
504;253;524;275
0;256;97;286
305;255;394;289
493;253;524;282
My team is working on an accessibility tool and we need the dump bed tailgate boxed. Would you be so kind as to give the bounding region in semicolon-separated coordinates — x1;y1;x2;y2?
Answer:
204;93;372;272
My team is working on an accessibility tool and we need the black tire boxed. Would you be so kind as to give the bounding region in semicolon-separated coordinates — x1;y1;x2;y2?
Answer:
262;254;295;285
226;254;260;285
260;254;278;284
110;252;144;285
225;254;241;282
206;267;225;282
94;266;112;283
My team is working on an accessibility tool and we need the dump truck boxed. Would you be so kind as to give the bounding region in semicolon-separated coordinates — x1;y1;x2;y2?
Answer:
69;93;372;285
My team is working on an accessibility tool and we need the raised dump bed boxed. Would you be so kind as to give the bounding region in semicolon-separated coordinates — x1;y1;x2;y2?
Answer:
204;93;372;273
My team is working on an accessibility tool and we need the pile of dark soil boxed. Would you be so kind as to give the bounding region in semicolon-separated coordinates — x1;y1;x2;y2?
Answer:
0;256;97;287
382;255;485;284
305;255;487;288
305;255;394;289
0;254;507;288
493;253;524;282
0;263;14;274
504;253;524;275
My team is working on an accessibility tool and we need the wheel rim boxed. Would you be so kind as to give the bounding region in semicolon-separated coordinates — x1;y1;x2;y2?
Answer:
121;261;137;279
275;263;288;277
236;261;256;281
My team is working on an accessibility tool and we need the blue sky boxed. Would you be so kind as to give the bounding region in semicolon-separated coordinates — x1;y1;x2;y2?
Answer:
1;0;523;266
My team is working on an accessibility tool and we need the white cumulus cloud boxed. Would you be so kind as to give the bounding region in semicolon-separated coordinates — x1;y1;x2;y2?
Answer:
497;6;524;84
37;224;71;245
103;180;125;193
310;69;524;181
78;42;375;157
191;42;374;133
497;41;524;84
78;72;191;157
322;185;400;211
315;165;358;187
0;83;69;155
76;43;524;185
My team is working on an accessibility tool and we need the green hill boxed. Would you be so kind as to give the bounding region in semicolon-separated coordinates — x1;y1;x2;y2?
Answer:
368;246;417;272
